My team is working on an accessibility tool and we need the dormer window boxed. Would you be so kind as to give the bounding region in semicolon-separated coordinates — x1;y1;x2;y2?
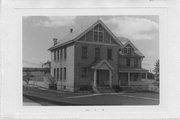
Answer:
123;44;133;55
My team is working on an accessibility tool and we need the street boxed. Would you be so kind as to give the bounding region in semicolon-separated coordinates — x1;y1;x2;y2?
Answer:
23;87;159;106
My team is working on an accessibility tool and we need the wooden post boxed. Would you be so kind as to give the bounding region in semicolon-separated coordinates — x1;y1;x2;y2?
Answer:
128;72;130;86
109;70;112;87
93;69;97;88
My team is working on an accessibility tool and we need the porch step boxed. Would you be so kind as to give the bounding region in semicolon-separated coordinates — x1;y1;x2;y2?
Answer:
95;87;115;93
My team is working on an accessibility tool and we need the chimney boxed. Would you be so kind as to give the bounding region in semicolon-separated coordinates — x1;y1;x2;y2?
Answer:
53;38;58;45
70;28;73;33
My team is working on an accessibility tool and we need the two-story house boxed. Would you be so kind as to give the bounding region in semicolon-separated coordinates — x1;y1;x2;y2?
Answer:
48;19;148;92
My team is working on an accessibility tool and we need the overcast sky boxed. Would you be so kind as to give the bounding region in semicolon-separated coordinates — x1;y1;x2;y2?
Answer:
23;16;159;72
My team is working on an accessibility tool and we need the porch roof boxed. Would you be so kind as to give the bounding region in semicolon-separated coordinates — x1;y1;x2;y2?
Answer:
91;59;114;70
119;67;148;73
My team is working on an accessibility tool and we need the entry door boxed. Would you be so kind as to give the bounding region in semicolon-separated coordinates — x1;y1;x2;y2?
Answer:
97;70;109;87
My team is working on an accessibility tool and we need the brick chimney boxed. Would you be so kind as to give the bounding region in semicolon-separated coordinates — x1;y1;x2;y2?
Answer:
53;38;58;45
70;28;73;33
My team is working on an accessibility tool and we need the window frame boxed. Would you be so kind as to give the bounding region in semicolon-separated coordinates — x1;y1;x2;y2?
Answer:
54;68;56;79
107;49;112;60
81;67;88;78
64;47;67;59
54;50;56;61
126;58;131;67
57;68;59;80
134;58;138;68
60;68;62;80
82;46;88;59
63;67;66;81
95;47;100;59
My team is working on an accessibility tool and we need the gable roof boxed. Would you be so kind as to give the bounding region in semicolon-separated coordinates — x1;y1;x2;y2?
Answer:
48;19;123;50
117;37;144;57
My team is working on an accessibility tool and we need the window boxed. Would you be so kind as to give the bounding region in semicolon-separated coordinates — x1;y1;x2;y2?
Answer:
98;24;103;31
63;86;66;90
54;68;56;79
107;49;112;60
64;47;67;59
93;24;104;42
60;48;63;60
99;32;103;42
60;68;62;80
81;67;88;78
124;45;132;54
57;49;59;61
95;48;100;59
126;58;130;67
54;50;56;61
134;58;138;68
82;46;88;59
64;67;66;80
57;68;59;80
94;31;98;41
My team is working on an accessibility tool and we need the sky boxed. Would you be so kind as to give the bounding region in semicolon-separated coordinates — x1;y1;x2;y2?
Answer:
23;16;159;72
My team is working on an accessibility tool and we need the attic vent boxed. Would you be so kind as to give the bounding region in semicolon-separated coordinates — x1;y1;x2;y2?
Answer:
70;28;73;33
53;38;58;45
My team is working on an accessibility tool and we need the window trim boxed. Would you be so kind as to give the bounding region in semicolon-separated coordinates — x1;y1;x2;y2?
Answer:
81;67;88;78
107;48;112;60
63;67;66;81
82;46;88;59
126;58;131;67
95;47;100;59
134;58;138;68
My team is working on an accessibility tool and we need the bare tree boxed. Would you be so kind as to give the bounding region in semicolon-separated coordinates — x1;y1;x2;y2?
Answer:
153;59;159;81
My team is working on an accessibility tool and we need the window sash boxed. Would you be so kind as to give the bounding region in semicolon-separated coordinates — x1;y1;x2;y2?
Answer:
60;68;62;80
95;48;100;59
126;58;130;67
82;46;88;58
81;67;88;78
107;49;112;60
64;67;66;80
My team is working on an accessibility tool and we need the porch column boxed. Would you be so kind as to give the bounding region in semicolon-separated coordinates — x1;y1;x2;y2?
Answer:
145;72;148;80
128;72;130;86
109;70;112;88
93;69;97;88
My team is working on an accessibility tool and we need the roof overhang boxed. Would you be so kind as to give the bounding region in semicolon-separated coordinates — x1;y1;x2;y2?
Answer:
119;68;148;73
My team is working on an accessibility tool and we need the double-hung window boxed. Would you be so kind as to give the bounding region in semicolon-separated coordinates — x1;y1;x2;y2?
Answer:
82;46;88;59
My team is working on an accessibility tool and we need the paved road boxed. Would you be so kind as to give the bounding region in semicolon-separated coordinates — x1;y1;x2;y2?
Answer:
62;93;159;105
23;96;41;106
23;87;159;105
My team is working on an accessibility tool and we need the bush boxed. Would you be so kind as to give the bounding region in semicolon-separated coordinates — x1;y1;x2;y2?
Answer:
49;84;57;90
112;85;123;92
79;86;92;91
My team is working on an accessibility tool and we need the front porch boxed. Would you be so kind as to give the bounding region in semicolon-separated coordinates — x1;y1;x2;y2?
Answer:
119;68;148;86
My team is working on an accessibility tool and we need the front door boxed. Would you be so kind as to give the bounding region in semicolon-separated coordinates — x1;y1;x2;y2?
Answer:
97;70;109;87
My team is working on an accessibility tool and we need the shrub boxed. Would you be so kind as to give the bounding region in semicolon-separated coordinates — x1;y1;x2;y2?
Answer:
79;86;92;91
112;85;123;92
49;83;57;90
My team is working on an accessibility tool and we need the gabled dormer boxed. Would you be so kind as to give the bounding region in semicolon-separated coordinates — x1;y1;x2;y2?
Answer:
123;44;134;55
77;20;122;46
118;37;144;57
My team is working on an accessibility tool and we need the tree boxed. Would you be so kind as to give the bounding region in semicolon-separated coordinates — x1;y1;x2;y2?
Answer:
153;59;159;81
42;60;51;68
23;71;34;85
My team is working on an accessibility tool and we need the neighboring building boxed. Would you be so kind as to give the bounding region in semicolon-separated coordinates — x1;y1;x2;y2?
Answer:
48;19;148;92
